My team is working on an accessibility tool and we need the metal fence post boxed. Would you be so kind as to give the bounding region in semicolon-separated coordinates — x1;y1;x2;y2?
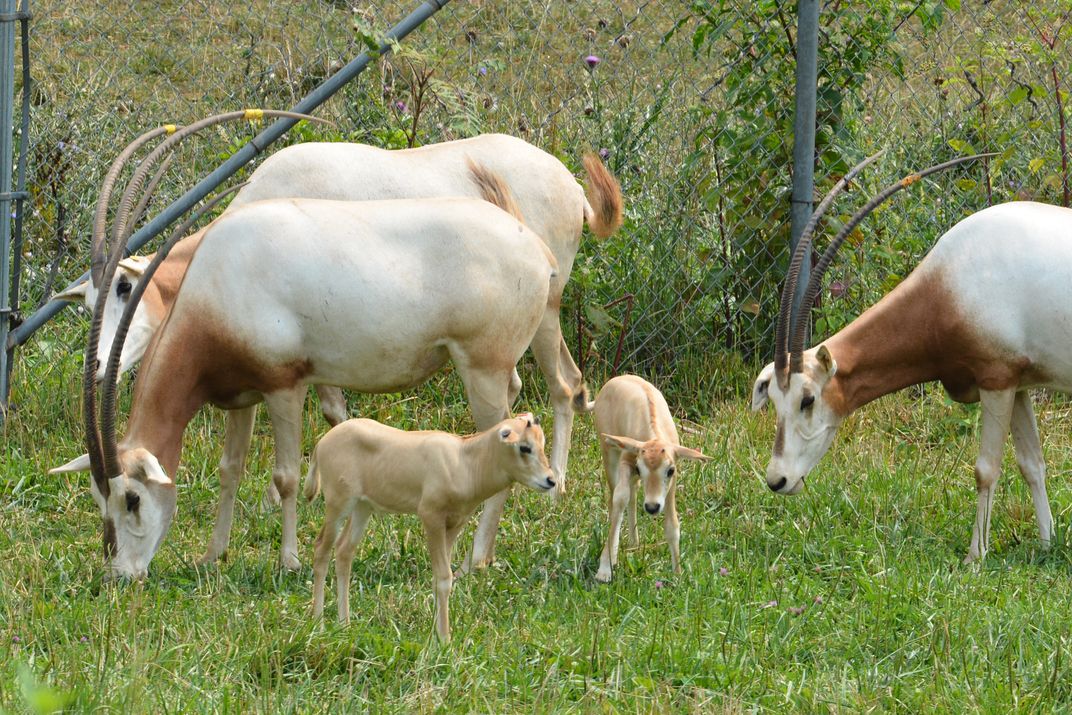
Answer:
0;0;17;424
789;0;820;333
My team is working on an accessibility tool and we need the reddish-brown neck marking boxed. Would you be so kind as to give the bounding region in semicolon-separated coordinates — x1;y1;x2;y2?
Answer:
823;269;980;415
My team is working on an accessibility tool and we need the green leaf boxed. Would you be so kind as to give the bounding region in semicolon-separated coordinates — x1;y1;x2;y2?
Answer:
954;178;977;191
1029;157;1046;173
944;0;961;10
947;138;975;154
1008;86;1029;105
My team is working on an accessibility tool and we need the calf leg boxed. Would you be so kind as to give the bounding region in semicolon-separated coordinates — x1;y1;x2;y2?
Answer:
596;459;634;583
422;514;454;642
198;406;257;565
335;503;372;625
664;482;681;574
965;388;1015;564
530;317;579;496
1010;391;1053;549
456;367;512;574
626;473;639;547
264;387;306;571
316;385;348;427
312;500;347;618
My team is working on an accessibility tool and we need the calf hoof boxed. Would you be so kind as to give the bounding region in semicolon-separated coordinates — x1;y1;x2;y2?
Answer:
595;566;613;583
195;550;223;566
261;482;282;510
280;552;301;571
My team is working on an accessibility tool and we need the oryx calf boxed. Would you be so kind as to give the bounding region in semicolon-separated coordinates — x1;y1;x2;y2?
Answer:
592;375;711;583
305;414;555;642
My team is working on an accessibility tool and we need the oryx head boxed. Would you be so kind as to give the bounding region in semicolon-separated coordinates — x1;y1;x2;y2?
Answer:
54;255;154;382
497;413;556;493
55;110;327;579
755;150;994;495
600;434;711;514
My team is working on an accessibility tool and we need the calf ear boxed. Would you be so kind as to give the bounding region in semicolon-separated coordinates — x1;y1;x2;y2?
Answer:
674;445;713;462
601;434;644;454
751;362;775;412
49;453;92;474
53;280;90;303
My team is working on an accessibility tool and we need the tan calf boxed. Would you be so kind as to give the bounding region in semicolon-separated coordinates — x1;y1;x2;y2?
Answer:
591;375;711;583
305;414;555;642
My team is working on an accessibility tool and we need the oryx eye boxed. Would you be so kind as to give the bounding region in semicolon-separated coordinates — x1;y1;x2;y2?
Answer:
116;280;132;298
666;466;675;478
519;444;533;455
800;394;815;411
125;491;140;513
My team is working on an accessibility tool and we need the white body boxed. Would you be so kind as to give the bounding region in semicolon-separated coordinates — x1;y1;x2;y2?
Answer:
591;375;709;582
753;201;1072;562
306;414;554;642
55;196;554;579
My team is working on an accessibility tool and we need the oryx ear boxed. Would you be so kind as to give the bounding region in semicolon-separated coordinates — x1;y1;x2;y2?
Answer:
49;453;92;474
53;280;90;303
751;362;775;412
123;448;169;485
816;345;837;377
118;255;152;277
673;445;713;463
499;427;520;444
601;434;645;454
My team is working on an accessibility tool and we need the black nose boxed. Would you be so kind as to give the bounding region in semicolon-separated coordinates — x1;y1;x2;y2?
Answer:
768;476;787;492
546;476;556;487
644;502;660;515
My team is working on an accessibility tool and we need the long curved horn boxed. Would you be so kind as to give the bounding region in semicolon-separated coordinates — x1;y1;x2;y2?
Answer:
99;182;250;472
84;123;180;496
788;152;997;372
122;153;177;243
94;110;327;477
110;110;330;247
773;150;885;388
89;125;178;286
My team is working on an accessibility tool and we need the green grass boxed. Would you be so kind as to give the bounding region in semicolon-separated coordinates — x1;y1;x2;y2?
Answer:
3;344;1072;712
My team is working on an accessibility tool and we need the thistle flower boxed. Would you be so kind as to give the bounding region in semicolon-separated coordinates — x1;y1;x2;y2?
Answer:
394;101;407;113
719;566;729;576
584;55;601;69
599;148;610;160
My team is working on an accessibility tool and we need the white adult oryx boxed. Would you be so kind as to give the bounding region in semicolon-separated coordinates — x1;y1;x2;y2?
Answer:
751;152;1072;563
54;133;622;572
54;114;559;579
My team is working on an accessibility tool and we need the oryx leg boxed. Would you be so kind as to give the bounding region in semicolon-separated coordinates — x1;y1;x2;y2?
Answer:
508;368;523;406
626;474;639;547
198;405;257;565
334;502;372;625
456;365;513;574
1010;391;1053;549
965;388;1015;564
264;387;305;571
422;513;455;642
530;315;581;496
263;385;348;508
316;385;348;427
664;481;681;574
596;458;634;583
312;497;349;618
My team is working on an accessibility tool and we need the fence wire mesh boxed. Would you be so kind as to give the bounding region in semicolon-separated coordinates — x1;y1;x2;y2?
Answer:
6;1;1072;414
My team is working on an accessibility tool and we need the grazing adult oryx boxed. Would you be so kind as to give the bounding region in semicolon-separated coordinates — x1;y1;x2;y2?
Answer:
591;375;711;583
751;152;1071;563
305;413;555;642
56;117;558;579
54;133;622;572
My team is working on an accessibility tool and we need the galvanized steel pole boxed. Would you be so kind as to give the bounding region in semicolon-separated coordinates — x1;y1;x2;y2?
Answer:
6;0;450;353
0;0;17;422
789;0;820;335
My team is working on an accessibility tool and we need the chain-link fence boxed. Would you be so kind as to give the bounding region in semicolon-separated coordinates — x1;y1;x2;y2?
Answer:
4;1;1071;414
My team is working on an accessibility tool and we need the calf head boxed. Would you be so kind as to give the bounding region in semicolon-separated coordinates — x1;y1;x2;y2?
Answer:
601;434;711;514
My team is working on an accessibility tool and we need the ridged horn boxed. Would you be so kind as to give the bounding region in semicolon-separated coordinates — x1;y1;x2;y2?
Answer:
773;150;885;388
98;182;250;470
788;152;997;373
